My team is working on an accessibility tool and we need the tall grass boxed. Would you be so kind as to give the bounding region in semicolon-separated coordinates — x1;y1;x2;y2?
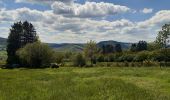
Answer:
0;67;170;100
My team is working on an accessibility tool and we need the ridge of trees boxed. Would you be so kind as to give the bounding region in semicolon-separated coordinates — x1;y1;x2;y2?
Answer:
5;21;170;68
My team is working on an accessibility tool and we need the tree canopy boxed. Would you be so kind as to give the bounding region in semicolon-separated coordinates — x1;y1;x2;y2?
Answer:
7;21;38;65
156;24;170;48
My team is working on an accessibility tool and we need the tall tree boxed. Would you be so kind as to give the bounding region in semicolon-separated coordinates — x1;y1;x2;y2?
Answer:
7;21;38;65
156;24;170;48
84;40;98;66
130;43;137;52
7;22;23;65
137;41;147;51
130;41;147;52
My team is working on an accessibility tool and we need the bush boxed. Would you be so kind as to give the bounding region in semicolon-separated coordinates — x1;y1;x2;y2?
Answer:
148;49;170;62
118;54;135;62
55;52;64;64
134;51;149;62
16;42;55;68
73;53;86;67
97;54;105;62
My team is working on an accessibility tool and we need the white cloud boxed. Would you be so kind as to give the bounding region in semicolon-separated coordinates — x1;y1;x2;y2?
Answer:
0;5;170;43
138;10;170;28
51;1;130;18
141;8;153;14
15;0;75;4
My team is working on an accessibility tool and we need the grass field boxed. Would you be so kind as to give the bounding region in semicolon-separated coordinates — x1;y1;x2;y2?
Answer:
0;67;170;100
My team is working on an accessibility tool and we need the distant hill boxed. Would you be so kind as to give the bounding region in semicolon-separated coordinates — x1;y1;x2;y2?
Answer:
0;37;7;50
48;43;85;52
97;40;132;50
0;37;132;52
49;40;132;52
0;37;7;45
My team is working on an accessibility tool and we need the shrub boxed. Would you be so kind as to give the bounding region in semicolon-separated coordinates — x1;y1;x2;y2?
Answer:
73;53;86;67
134;51;149;62
16;42;55;68
55;52;64;64
97;54;105;62
148;49;170;62
118;54;135;62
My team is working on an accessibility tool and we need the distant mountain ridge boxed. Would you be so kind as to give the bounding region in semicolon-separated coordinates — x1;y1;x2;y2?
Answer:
48;43;85;52
0;37;132;52
0;37;7;45
0;37;7;50
48;40;132;52
97;40;131;50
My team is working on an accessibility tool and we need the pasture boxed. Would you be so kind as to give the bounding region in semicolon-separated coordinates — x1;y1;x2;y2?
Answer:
0;67;170;100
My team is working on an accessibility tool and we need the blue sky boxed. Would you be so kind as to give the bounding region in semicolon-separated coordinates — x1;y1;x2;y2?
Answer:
0;0;170;43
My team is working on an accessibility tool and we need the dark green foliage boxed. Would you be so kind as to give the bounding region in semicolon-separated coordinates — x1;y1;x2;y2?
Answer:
16;42;55;68
7;21;38;66
115;44;122;52
73;53;86;67
134;51;149;62
118;54;135;62
97;54;105;62
147;42;161;51
130;44;137;52
147;49;170;62
102;44;114;54
130;41;147;52
55;52;64;64
137;41;147;51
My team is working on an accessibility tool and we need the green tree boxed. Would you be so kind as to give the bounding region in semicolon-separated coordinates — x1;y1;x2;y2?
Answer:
16;42;55;68
156;24;170;48
130;41;147;52
84;40;98;66
7;21;38;66
137;41;147;51
73;53;86;67
130;44;137;52
7;22;22;65
147;42;161;51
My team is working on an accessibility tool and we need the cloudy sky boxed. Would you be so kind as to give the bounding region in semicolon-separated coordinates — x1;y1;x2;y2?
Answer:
0;0;170;43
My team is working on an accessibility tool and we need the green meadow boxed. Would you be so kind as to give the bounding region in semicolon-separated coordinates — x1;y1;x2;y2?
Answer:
0;67;170;100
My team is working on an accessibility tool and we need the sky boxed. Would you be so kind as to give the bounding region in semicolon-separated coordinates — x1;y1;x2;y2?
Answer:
0;0;170;43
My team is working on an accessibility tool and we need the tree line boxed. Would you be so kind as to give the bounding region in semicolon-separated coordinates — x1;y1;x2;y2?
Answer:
5;21;170;68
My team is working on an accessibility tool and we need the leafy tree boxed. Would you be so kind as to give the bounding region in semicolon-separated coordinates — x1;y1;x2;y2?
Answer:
156;24;170;48
84;40;98;66
134;51;149;62
55;52;64;64
130;43;137;52
147;42;161;51
16;42;55;68
137;41;147;51
7;22;22;65
130;41;147;52
115;44;122;52
7;21;38;65
73;53;86;67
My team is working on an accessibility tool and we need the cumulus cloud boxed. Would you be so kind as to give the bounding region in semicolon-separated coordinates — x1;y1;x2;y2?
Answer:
138;10;170;28
141;8;153;14
51;1;130;18
0;5;170;43
15;0;75;4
